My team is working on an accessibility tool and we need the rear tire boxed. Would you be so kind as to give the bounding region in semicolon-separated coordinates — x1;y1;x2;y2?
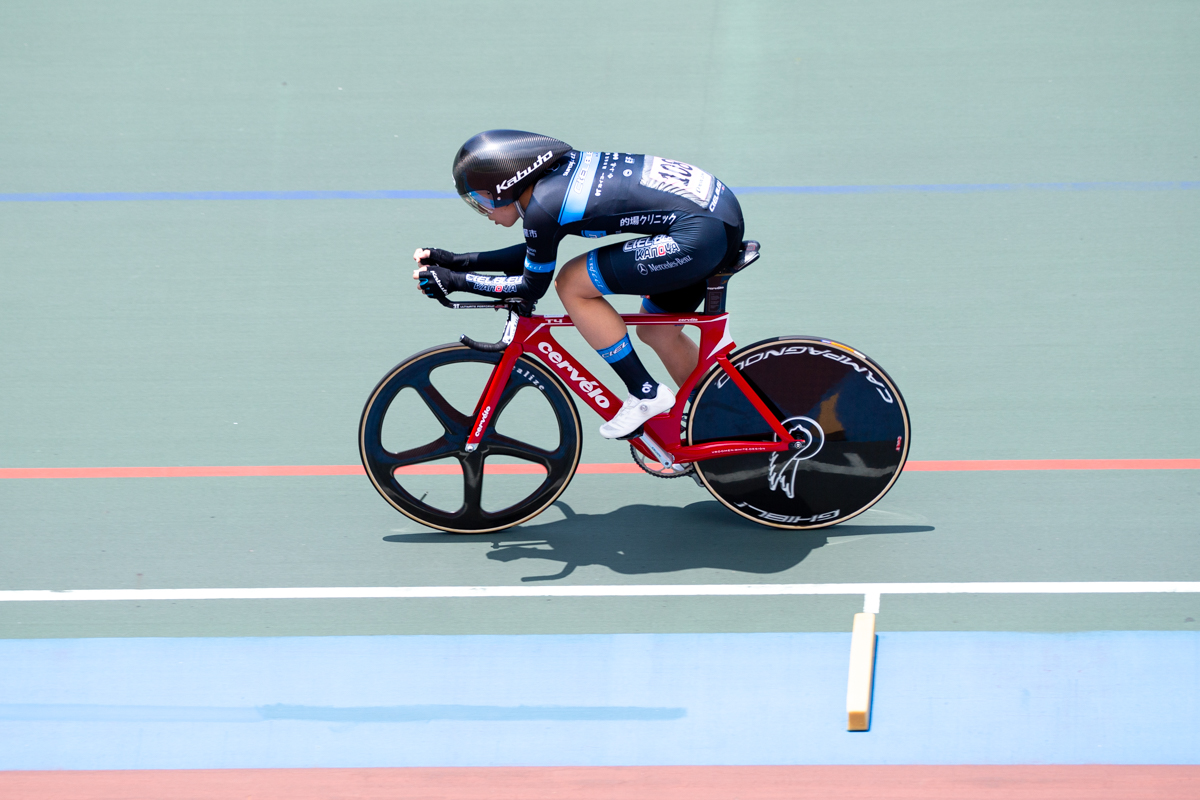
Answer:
687;336;910;529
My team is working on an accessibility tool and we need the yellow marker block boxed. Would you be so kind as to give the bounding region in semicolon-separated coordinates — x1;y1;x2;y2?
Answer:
846;612;877;731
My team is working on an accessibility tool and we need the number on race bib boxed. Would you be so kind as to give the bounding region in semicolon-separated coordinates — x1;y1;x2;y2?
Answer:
640;157;716;208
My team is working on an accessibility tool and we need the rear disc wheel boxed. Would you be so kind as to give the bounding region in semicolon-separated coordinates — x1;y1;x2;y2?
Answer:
687;336;910;529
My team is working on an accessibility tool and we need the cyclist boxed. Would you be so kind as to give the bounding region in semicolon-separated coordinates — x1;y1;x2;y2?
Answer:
412;129;744;440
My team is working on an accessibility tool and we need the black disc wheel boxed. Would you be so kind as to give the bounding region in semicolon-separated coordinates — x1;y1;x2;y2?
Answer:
687;336;910;529
359;343;582;533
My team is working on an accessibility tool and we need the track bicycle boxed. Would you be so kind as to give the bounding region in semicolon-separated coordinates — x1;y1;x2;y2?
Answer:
360;242;910;534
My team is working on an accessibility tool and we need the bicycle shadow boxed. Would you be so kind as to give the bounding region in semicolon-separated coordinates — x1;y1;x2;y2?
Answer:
383;500;933;582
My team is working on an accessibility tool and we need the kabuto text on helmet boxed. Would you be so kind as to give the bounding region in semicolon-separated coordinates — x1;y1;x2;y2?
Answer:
452;130;572;215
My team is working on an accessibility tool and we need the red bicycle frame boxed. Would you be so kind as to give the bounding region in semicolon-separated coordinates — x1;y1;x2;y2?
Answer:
464;311;797;465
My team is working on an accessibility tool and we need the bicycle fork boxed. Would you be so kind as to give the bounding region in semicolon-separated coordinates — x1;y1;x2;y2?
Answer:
463;311;523;453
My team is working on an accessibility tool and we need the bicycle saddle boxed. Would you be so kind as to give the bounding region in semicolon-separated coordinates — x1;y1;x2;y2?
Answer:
704;240;760;314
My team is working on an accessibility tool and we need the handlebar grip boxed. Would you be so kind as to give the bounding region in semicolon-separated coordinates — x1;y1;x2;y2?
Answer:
460;334;508;352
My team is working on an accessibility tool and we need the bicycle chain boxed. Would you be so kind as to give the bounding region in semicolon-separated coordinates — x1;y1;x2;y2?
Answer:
628;406;696;479
629;443;695;479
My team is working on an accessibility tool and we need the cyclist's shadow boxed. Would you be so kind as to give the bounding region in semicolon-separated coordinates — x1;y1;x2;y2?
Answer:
385;500;932;582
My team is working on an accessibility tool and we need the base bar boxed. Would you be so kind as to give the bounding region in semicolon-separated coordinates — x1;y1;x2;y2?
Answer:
2;766;1197;800
847;612;878;730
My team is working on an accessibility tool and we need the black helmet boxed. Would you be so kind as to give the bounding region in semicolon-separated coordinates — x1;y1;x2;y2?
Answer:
452;130;572;215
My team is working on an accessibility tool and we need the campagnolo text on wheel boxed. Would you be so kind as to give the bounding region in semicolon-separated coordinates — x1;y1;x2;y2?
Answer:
360;130;911;533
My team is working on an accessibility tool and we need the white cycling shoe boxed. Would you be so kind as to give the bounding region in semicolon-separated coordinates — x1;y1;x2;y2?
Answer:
599;384;675;439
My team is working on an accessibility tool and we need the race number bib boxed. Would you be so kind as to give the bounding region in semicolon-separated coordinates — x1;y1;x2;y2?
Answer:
640;157;716;208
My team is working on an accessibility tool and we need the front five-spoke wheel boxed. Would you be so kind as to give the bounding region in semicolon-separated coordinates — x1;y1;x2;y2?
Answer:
359;344;582;533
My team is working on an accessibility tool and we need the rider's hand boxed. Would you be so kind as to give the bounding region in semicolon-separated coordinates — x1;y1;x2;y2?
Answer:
413;264;457;300
413;247;469;270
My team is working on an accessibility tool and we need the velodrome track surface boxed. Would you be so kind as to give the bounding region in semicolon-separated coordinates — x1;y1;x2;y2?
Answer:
2;1;1199;797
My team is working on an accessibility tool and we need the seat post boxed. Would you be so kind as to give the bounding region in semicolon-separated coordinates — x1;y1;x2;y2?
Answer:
703;240;759;315
704;274;732;315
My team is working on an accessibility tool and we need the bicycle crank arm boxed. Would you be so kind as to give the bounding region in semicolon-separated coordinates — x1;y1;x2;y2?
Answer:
637;432;688;474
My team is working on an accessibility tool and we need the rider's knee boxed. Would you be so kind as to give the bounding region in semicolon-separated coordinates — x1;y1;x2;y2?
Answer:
635;324;658;345
555;256;601;302
636;323;677;347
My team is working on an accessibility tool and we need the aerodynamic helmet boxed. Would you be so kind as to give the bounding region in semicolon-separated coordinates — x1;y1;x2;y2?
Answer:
452;130;572;216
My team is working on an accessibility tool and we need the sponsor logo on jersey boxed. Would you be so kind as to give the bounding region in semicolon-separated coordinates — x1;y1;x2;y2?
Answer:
619;212;677;228
708;180;725;212
467;274;524;294
623;234;681;262
644;255;692;272
496;150;555;195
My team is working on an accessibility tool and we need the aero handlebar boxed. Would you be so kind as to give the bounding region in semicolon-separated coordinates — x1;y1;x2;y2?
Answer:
433;295;531;352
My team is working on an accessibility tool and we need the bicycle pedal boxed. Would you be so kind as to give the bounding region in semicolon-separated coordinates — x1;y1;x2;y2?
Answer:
616;425;645;441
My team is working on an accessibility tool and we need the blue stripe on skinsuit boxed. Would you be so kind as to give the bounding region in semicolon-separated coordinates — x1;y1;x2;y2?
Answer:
640;297;668;314
0;632;1198;769
558;151;600;225
585;251;613;295
524;258;555;273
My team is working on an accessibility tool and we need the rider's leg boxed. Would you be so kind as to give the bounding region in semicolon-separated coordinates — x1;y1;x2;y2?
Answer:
554;258;696;387
556;255;674;438
554;255;629;352
556;255;661;399
636;309;698;388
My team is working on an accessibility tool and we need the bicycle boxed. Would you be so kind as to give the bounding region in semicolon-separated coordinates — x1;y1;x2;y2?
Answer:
360;241;910;534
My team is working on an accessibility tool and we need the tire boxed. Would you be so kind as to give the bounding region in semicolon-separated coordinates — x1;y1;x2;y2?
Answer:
359;343;582;533
687;336;910;529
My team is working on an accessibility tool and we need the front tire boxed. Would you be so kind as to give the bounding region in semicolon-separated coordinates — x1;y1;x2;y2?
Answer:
359;344;582;533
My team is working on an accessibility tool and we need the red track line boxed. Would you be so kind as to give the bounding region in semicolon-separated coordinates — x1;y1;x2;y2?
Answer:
0;463;632;479
0;459;1197;480
1;765;1197;800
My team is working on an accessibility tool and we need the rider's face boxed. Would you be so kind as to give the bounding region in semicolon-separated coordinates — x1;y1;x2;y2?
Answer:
484;200;521;227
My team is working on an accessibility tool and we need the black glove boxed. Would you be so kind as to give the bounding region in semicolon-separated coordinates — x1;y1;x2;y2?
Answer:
418;248;470;270
417;264;461;300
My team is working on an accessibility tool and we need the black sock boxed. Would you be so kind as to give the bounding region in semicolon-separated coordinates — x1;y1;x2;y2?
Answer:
596;335;658;399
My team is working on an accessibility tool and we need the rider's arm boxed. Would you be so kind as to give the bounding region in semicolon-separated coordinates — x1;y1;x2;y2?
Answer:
418;244;526;276
421;198;562;301
414;248;556;302
469;244;527;276
452;253;554;301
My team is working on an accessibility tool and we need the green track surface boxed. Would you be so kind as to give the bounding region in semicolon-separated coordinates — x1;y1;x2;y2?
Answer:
2;1;1198;638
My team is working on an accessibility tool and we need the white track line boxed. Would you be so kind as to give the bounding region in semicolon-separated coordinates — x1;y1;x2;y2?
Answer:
1;582;1198;602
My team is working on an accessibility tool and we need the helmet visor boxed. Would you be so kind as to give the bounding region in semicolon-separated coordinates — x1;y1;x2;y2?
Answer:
463;190;515;217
